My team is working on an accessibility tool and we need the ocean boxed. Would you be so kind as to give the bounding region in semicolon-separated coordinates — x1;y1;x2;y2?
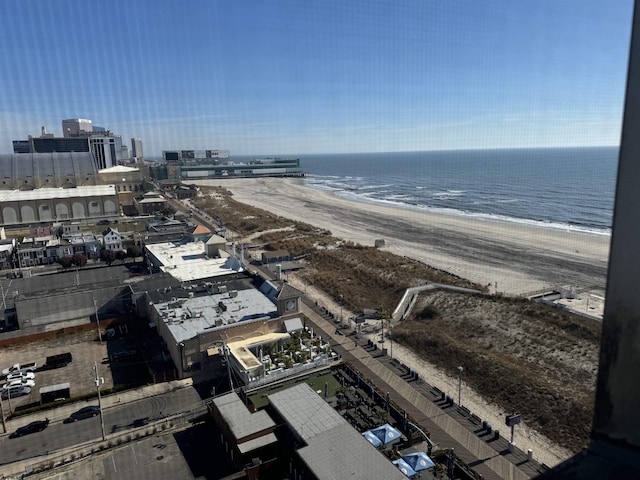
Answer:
293;147;617;236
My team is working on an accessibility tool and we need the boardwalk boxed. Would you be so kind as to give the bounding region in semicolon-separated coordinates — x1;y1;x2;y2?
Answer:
300;300;549;480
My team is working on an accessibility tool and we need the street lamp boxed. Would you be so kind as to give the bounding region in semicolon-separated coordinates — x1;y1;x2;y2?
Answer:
457;366;464;406
94;361;106;440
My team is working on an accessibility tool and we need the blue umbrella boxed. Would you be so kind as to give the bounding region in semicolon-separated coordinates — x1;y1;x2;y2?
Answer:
402;451;436;471
362;430;382;447
393;458;417;477
370;423;402;445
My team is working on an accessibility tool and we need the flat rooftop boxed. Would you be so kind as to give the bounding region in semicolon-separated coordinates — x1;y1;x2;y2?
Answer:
154;288;277;343
145;241;244;282
214;390;276;441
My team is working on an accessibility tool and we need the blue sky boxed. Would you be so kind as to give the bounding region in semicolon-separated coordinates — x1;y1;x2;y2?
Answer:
0;0;633;157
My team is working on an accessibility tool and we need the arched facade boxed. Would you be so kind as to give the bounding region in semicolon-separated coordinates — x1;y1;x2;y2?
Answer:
72;202;86;218
104;200;117;215
21;205;35;223
38;204;53;222
55;203;69;220
2;207;17;224
0;185;119;226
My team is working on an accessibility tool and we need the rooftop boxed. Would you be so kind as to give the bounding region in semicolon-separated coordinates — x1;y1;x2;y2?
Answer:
268;383;406;480
98;165;139;173
0;185;116;202
227;332;291;370
214;391;276;441
153;288;277;343
145;241;244;282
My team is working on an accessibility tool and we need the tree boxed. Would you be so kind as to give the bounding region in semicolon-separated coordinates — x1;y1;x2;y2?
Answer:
127;245;142;259
100;249;116;266
115;250;126;263
57;256;73;269
71;253;87;267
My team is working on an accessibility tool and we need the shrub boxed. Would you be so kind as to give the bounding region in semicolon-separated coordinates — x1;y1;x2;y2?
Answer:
417;304;440;320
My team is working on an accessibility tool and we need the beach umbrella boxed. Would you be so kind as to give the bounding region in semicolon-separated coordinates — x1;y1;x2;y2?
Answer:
362;430;382;447
370;423;402;445
393;458;417;478
403;451;436;471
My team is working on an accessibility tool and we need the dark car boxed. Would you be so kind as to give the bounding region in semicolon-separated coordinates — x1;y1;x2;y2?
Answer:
97;219;110;225
64;405;100;423
11;418;49;438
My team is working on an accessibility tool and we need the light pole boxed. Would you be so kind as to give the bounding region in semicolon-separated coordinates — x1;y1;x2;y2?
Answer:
0;394;6;433
457;366;464;406
94;361;106;440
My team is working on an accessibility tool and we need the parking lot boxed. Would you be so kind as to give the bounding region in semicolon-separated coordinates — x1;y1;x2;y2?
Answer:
0;329;113;413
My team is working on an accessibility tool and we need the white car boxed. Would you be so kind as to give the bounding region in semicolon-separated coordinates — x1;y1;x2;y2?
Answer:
3;378;35;390
5;371;35;382
1;386;31;399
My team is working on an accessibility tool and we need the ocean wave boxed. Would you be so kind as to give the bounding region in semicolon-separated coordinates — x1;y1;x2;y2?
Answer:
332;188;611;236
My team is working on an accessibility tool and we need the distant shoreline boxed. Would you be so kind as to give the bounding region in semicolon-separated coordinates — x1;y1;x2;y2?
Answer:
301;174;612;238
196;177;610;296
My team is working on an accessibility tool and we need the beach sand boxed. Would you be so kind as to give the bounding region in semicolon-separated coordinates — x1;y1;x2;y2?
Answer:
192;176;608;466
197;177;610;296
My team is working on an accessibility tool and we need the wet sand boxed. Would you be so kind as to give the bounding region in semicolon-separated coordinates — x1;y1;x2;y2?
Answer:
197;177;610;296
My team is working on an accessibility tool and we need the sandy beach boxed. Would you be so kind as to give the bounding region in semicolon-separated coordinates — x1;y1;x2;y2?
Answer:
196;177;610;297
190;176;609;467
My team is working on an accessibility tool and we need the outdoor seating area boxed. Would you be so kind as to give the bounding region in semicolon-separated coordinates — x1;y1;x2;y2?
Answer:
332;366;437;478
260;326;332;373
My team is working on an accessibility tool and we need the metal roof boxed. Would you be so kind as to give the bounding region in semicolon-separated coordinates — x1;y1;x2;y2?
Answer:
214;391;275;441
268;383;351;441
0;185;116;202
0;152;97;178
268;383;406;480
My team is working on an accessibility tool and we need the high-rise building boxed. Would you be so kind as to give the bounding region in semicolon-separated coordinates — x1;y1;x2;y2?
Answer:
62;119;93;138
13;121;127;170
131;138;143;160
90;134;124;170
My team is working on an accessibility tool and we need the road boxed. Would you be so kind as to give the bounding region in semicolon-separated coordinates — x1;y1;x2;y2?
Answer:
0;385;201;466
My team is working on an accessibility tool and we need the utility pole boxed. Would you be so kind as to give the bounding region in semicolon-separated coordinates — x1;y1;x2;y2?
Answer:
457;366;464;406
0;395;6;433
94;298;102;343
94;361;106;440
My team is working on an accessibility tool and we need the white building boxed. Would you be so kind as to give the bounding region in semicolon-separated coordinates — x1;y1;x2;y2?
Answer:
0;185;119;226
102;227;123;251
62;119;93;137
131;138;143;160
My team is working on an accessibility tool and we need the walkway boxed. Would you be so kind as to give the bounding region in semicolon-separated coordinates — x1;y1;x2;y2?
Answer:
301;300;549;480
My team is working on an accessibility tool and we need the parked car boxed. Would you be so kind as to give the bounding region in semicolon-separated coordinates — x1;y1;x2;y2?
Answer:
2;362;37;376
1;386;31;399
97;219;110;225
3;378;35;390
41;352;72;370
63;406;101;423
11;418;49;438
5;371;35;382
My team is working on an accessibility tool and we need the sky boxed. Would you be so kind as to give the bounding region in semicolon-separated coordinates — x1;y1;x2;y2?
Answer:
0;0;634;157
